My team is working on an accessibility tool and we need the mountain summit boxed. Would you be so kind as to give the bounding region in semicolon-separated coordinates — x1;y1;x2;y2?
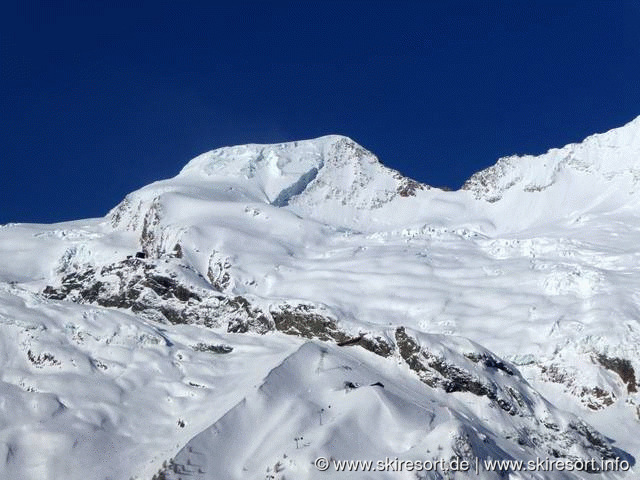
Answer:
110;135;427;234
464;115;640;203
180;134;427;207
109;115;640;239
0;118;639;479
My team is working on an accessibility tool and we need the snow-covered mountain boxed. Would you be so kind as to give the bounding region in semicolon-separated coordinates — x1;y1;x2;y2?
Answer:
1;117;640;479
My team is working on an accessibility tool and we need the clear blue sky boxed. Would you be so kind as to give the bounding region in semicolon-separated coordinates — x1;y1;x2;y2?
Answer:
2;1;639;223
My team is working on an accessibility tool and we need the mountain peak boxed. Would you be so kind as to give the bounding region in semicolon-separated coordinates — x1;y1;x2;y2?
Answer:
179;134;360;179
109;115;640;239
108;135;428;235
177;134;427;219
463;115;640;203
176;135;377;206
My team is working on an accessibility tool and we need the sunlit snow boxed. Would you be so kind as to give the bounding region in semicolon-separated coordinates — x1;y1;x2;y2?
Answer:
1;118;640;479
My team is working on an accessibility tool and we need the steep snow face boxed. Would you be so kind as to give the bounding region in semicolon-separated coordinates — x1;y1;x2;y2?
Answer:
178;135;425;213
163;340;619;480
178;136;332;204
463;116;640;230
109;135;433;236
465;116;640;201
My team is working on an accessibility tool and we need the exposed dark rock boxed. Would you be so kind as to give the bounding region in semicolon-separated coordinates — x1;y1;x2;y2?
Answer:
271;305;349;343
541;363;619;410
337;336;363;347
395;327;517;415
225;297;272;334
395;327;427;375
42;257;268;329
27;350;60;368
171;243;183;258
142;274;201;302
465;352;515;376
425;350;513;412
568;421;617;461
584;387;616;410
191;343;233;354
42;285;67;300
357;335;394;358
540;364;570;384
395;176;426;197
337;334;394;358
597;354;637;393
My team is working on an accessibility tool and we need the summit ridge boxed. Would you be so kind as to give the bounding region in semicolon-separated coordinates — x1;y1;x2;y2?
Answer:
0;117;639;479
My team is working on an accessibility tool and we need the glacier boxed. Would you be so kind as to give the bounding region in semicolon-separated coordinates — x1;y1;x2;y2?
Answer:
1;117;640;479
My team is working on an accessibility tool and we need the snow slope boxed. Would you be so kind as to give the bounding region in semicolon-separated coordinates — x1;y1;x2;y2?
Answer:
1;117;640;479
165;338;623;480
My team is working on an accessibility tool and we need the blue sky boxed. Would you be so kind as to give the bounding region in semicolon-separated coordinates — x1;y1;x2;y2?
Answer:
2;1;639;223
